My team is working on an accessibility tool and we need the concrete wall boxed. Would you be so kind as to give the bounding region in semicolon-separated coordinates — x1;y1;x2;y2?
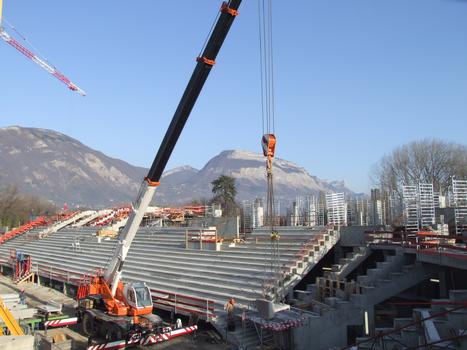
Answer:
292;305;363;350
339;226;382;247
190;216;240;239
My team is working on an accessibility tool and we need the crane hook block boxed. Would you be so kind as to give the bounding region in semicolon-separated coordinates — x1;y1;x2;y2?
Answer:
196;56;216;66
220;2;239;17
144;177;160;187
262;134;276;158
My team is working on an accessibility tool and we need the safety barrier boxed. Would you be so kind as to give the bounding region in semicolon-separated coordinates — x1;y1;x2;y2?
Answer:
185;228;222;251
2;261;217;321
0;217;47;244
366;231;467;259
151;288;216;320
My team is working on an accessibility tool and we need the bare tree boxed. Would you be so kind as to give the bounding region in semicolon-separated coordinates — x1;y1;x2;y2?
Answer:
372;139;467;196
0;185;57;229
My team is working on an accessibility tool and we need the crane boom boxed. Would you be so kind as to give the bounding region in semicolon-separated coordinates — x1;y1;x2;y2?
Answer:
0;29;86;96
104;0;242;297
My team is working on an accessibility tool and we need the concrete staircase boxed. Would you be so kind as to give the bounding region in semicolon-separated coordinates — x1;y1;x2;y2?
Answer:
213;311;274;349
355;290;467;349
90;210;115;226
327;246;371;280
38;211;92;238
350;255;435;307
290;251;436;349
71;210;101;227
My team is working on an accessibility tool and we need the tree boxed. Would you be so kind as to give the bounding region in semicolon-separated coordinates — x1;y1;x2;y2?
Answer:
0;185;20;227
211;175;237;216
372;139;467;196
0;185;57;229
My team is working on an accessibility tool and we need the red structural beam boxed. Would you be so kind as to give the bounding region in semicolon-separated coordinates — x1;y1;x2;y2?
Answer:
0;216;47;244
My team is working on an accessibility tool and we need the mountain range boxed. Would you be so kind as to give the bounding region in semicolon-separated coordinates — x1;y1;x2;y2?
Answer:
0;126;353;207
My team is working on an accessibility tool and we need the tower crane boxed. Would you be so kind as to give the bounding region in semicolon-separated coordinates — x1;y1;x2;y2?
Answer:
0;0;85;96
76;1;241;346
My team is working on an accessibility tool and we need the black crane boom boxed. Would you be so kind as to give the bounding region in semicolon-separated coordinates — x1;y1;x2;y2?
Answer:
147;0;242;182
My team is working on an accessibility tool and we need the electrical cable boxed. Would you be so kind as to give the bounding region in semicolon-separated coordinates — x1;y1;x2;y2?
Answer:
4;18;53;68
198;9;221;57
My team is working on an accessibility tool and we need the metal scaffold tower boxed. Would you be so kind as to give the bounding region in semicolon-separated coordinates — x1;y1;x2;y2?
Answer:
419;182;435;229
452;177;467;236
325;192;347;227
403;185;419;232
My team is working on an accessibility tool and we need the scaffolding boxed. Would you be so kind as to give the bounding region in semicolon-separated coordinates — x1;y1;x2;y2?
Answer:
325;192;347;227
305;195;318;227
452;178;467;236
418;182;435;229
403;185;419;232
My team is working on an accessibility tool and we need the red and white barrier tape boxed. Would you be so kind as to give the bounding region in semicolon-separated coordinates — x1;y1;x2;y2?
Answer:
87;337;139;350
141;325;198;345
87;325;197;350
44;317;78;327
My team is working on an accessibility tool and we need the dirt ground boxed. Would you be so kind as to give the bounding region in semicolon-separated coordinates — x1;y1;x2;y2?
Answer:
0;274;229;350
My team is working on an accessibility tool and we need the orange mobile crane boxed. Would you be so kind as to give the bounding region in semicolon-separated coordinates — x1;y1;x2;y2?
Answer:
76;1;241;347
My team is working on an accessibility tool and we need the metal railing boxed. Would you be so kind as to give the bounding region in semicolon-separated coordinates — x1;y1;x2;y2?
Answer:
0;259;217;321
365;231;467;259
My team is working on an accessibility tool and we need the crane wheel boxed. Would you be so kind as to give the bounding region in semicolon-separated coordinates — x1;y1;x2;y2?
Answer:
104;322;123;342
82;313;97;337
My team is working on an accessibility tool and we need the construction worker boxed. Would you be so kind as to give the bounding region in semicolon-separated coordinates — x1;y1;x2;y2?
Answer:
224;298;236;332
175;318;182;329
19;288;25;305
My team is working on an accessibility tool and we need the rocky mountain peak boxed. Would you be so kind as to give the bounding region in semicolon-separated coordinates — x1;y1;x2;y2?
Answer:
0;126;353;207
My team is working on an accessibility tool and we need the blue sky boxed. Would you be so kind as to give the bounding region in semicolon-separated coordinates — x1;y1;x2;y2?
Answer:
1;0;466;193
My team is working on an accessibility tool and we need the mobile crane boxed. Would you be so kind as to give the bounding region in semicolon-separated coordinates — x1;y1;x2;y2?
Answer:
76;0;241;346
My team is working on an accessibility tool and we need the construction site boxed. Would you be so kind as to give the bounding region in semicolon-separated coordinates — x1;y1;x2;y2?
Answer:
0;199;466;349
0;0;466;349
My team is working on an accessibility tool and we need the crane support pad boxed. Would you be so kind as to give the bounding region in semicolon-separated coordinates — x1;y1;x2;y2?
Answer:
220;2;239;16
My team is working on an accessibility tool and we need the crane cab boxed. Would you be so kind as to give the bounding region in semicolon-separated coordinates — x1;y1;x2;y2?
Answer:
123;282;153;315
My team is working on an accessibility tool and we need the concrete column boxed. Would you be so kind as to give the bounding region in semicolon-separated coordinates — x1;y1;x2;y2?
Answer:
439;269;448;299
364;306;375;336
63;282;67;295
